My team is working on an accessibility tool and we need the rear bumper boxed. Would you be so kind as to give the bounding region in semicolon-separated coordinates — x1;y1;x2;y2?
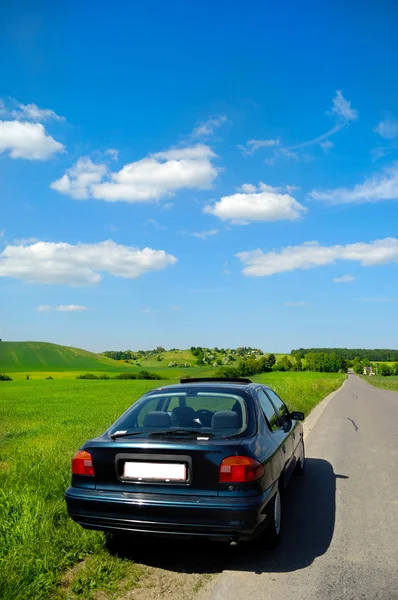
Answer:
65;485;277;541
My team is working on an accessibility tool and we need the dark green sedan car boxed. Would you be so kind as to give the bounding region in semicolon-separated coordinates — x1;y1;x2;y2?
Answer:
65;378;305;545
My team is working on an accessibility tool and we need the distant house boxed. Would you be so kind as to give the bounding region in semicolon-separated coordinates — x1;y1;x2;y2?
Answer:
363;366;374;376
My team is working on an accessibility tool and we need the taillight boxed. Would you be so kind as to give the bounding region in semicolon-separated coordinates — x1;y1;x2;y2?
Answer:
72;450;95;476
219;456;264;483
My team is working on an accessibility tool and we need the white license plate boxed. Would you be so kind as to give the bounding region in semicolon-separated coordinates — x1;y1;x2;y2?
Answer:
123;461;187;482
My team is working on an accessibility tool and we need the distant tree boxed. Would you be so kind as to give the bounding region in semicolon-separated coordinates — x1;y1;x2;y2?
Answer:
256;355;272;373
272;361;287;372
291;349;306;359
238;359;258;377
306;352;347;373
292;347;398;362
379;363;392;376
266;353;276;368
215;366;240;378
155;346;165;353
353;361;363;375
280;355;293;371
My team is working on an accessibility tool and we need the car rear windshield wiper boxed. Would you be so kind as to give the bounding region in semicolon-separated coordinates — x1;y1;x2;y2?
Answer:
148;429;215;439
110;430;144;439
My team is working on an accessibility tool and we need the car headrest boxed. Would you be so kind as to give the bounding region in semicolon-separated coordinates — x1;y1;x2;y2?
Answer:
211;410;241;429
171;406;196;426
143;411;171;428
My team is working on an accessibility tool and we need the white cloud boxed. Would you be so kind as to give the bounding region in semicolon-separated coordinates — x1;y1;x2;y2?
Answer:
374;117;398;140
237;237;398;277
237;139;280;155
36;305;51;312
192;115;227;138
274;91;358;161
238;183;257;193
310;162;398;204
191;229;219;240
0;98;64;122
371;146;390;162
0;121;65;160
140;308;152;314
50;157;107;199
327;90;358;122
0;229;5;238
13;237;39;245
204;182;306;224
0;240;177;286
14;103;64;122
105;148;119;161
51;144;219;203
284;301;308;307
170;305;180;311
320;139;334;152
333;274;355;283
56;305;88;312
145;218;166;230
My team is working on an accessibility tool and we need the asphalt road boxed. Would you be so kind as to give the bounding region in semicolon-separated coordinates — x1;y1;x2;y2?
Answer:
199;375;398;600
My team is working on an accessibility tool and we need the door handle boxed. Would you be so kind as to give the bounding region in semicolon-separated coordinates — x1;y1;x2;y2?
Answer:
282;444;286;454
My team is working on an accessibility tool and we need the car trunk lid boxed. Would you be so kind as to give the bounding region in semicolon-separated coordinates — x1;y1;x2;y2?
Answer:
86;436;244;497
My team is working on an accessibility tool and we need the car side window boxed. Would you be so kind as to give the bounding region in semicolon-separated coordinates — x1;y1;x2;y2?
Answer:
256;389;280;432
136;397;164;427
265;389;289;422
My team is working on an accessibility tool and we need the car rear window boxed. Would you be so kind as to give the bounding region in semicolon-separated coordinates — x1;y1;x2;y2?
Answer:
108;389;249;438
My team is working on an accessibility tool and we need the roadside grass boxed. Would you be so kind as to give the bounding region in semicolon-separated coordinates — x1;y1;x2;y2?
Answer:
360;374;398;392
0;372;345;599
252;371;346;415
0;380;161;600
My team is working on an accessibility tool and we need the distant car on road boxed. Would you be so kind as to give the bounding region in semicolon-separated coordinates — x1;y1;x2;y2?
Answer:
65;378;305;545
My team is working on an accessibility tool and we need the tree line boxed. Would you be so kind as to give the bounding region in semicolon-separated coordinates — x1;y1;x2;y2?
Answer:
216;351;348;378
292;348;398;361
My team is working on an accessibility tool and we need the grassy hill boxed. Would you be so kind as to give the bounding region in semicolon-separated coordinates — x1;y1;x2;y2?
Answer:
0;341;134;373
0;341;292;377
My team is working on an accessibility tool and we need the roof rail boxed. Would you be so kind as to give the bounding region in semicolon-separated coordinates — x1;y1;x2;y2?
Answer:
180;377;252;384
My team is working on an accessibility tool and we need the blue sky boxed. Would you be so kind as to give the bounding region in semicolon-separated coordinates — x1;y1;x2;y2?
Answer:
2;0;398;352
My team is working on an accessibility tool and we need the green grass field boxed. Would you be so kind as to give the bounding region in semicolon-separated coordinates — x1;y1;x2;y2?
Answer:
0;341;134;373
361;374;398;392
0;372;345;600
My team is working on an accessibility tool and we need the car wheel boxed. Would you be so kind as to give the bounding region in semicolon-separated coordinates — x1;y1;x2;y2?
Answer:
294;439;305;475
266;487;282;548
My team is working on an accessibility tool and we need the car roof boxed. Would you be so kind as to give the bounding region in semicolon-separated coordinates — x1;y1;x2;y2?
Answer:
148;379;270;393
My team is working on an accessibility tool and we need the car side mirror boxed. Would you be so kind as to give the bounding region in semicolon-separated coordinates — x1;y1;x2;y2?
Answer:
283;419;292;433
290;411;304;421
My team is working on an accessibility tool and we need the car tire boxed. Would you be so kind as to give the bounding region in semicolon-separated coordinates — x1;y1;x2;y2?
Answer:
294;439;305;475
266;486;282;548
